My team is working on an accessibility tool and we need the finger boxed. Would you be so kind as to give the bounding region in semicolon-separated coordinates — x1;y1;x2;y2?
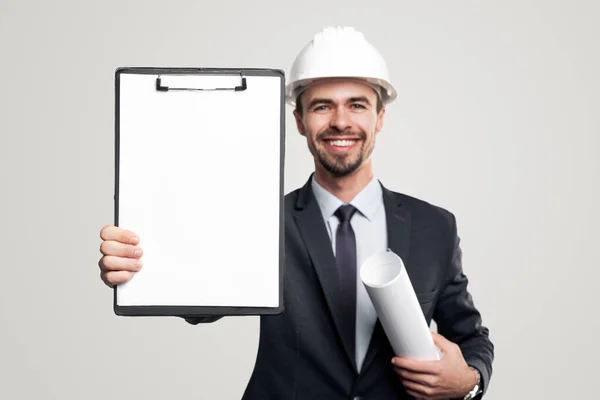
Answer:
392;357;440;374
100;240;143;259
401;379;432;398
101;270;134;286
402;380;445;400
100;225;140;245
100;255;143;272
392;367;437;387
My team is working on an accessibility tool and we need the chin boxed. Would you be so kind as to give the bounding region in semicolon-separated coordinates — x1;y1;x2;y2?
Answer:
320;159;363;177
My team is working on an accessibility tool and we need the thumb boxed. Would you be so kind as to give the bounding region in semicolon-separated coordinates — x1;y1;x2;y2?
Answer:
431;331;455;353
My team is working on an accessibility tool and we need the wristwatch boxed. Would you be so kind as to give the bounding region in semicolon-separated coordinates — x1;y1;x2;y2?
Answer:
463;367;482;400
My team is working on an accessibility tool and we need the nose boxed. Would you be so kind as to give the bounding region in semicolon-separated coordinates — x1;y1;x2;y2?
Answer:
329;107;352;132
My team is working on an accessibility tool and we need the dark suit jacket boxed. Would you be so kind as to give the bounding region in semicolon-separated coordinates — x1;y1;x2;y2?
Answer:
187;176;494;399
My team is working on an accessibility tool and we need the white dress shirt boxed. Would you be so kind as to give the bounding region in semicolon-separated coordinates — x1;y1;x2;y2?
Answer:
311;175;388;371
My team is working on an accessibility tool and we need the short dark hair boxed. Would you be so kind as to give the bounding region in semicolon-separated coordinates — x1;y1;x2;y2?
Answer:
295;92;383;117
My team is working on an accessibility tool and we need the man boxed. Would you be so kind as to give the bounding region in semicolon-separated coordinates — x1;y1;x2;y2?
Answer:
99;27;494;399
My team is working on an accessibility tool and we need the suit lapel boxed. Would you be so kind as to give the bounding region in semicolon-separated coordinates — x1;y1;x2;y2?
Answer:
293;176;357;371
360;183;412;374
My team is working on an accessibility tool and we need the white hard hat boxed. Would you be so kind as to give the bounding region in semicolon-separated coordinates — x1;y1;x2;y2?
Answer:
286;26;397;107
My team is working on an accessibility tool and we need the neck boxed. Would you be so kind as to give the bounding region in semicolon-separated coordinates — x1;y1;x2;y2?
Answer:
314;161;374;203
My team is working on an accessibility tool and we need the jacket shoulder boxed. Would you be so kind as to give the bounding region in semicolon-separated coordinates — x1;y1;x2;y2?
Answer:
284;188;301;208
387;189;457;230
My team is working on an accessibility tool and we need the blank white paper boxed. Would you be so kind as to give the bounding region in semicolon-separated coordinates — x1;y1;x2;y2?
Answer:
360;251;440;360
115;72;282;309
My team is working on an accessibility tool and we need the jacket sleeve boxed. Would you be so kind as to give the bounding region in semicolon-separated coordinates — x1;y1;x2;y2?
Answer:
433;213;494;398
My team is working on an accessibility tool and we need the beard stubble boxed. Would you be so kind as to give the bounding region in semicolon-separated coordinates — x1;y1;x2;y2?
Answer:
312;128;373;177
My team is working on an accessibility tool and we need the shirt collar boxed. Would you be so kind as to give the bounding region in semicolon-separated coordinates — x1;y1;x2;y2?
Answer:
311;174;383;222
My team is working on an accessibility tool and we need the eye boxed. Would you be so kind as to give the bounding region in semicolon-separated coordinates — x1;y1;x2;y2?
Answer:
313;105;329;111
350;103;366;109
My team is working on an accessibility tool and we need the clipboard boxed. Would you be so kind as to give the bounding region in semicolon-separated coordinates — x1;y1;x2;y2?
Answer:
113;67;285;317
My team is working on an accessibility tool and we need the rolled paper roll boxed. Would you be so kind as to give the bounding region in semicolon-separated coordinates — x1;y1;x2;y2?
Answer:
360;250;440;360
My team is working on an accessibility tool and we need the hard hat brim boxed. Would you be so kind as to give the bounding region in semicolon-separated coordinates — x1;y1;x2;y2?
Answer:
285;76;397;107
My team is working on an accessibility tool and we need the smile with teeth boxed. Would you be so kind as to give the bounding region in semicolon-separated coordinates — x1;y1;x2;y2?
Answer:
326;139;358;147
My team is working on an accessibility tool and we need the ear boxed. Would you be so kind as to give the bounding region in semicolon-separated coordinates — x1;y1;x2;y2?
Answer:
293;109;306;136
375;106;386;135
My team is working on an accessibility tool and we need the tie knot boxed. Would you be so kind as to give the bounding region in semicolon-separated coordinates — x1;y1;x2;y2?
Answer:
334;204;358;223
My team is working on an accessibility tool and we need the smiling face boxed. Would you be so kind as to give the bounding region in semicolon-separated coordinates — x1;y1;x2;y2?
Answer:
293;79;385;178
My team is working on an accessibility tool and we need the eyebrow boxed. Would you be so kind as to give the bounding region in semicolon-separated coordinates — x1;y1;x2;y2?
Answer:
306;98;335;109
306;96;372;109
347;96;372;105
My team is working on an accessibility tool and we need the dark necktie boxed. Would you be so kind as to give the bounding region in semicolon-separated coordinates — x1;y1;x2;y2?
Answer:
334;204;358;367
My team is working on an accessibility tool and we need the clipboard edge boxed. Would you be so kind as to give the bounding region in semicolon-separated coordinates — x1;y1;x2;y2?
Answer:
113;304;285;317
114;66;284;78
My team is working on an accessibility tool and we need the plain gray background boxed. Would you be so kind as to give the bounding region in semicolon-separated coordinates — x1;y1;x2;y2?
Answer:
1;0;598;399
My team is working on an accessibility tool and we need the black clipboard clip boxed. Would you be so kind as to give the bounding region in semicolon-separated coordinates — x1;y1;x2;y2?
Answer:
156;72;247;92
